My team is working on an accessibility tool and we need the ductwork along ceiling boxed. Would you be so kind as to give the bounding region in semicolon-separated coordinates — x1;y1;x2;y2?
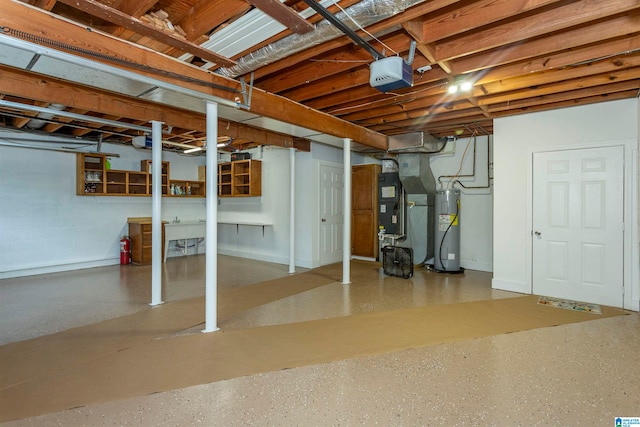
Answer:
0;0;638;153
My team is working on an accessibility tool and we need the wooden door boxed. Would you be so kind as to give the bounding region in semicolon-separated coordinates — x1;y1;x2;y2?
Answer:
351;164;381;258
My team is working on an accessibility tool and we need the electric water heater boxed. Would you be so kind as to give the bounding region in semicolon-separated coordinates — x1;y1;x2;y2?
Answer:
434;189;461;272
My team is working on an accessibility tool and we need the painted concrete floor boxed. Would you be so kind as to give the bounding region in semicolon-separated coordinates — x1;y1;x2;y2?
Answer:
1;255;639;426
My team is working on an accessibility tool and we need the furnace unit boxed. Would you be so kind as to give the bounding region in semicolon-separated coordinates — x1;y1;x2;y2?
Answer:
378;171;402;236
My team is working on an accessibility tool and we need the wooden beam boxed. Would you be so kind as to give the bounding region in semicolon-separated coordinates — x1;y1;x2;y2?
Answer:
492;90;638;119
451;11;640;74
0;1;386;149
54;0;237;67
435;0;640;61
419;0;564;44
32;0;58;10
477;68;640;106
0;66;309;150
246;0;313;34
248;0;460;80
482;54;640;95
177;0;251;41
258;33;410;94
488;80;640;113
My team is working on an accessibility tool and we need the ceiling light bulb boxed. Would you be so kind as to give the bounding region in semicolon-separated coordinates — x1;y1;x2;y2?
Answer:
448;84;458;94
460;81;472;91
183;147;202;154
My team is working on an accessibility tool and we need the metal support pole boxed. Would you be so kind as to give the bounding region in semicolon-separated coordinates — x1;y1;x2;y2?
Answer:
150;120;163;306
202;101;220;333
289;147;296;274
342;138;352;285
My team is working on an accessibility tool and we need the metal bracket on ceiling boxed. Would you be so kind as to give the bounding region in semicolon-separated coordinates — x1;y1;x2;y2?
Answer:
236;72;254;110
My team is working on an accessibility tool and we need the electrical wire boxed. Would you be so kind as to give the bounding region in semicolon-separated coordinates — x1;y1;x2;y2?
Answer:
437;129;493;192
436;198;460;273
437;130;476;189
332;2;398;56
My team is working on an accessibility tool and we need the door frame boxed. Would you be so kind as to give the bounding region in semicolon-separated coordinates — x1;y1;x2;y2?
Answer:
526;140;639;311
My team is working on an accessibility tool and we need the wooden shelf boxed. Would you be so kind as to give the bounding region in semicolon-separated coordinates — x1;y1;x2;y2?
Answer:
76;154;202;198
143;160;170;196
217;163;232;196
77;154;105;194
128;172;148;195
216;160;261;197
170;180;205;197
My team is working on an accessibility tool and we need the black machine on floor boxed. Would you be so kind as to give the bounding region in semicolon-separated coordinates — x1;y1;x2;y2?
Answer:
382;246;414;279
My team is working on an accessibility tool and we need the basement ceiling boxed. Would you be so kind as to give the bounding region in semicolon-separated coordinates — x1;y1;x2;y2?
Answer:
0;0;638;153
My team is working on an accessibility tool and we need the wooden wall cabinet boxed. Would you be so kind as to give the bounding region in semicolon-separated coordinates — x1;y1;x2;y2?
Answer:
77;153;105;194
169;180;205;197
351;164;381;259
140;160;170;196
217;160;262;197
76;154;204;198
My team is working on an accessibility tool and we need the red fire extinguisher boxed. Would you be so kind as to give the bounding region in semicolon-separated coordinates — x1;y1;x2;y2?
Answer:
120;236;131;265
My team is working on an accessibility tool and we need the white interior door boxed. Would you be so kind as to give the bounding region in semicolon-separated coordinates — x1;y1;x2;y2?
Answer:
319;164;343;265
532;146;624;307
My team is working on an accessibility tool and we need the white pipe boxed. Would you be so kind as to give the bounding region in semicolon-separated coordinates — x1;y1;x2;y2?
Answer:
342;138;352;285
289;147;296;274
0;99;152;132
150;120;163;306
202;101;220;333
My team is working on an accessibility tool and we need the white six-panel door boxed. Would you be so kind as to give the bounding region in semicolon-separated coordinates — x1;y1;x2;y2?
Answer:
532;146;624;307
319;164;344;265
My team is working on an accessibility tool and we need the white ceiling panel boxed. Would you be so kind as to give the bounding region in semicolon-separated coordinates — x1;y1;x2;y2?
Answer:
242;116;318;137
217;105;262;123
139;88;209;114
30;57;156;97
0;38;36;69
242;116;345;145
193;0;337;68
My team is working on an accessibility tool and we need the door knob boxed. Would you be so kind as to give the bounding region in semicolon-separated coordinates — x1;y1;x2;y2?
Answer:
321;218;326;222
534;231;541;237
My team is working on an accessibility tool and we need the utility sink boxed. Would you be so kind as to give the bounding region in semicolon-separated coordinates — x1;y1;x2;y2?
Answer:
164;221;206;261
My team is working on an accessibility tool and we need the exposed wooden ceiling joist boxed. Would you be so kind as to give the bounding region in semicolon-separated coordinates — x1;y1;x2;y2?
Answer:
246;0;314;34
0;66;311;151
53;0;237;67
1;0;638;145
1;0;387;149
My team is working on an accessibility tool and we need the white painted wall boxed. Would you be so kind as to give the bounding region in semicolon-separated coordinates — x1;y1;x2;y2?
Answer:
0;142;207;278
493;98;639;310
293;143;377;268
217;145;293;264
0;140;372;277
0;128;507;281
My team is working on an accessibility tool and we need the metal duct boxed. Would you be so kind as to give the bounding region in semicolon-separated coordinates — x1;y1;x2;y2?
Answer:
388;131;444;153
397;152;436;264
25;103;65;130
397;152;435;195
216;0;427;78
